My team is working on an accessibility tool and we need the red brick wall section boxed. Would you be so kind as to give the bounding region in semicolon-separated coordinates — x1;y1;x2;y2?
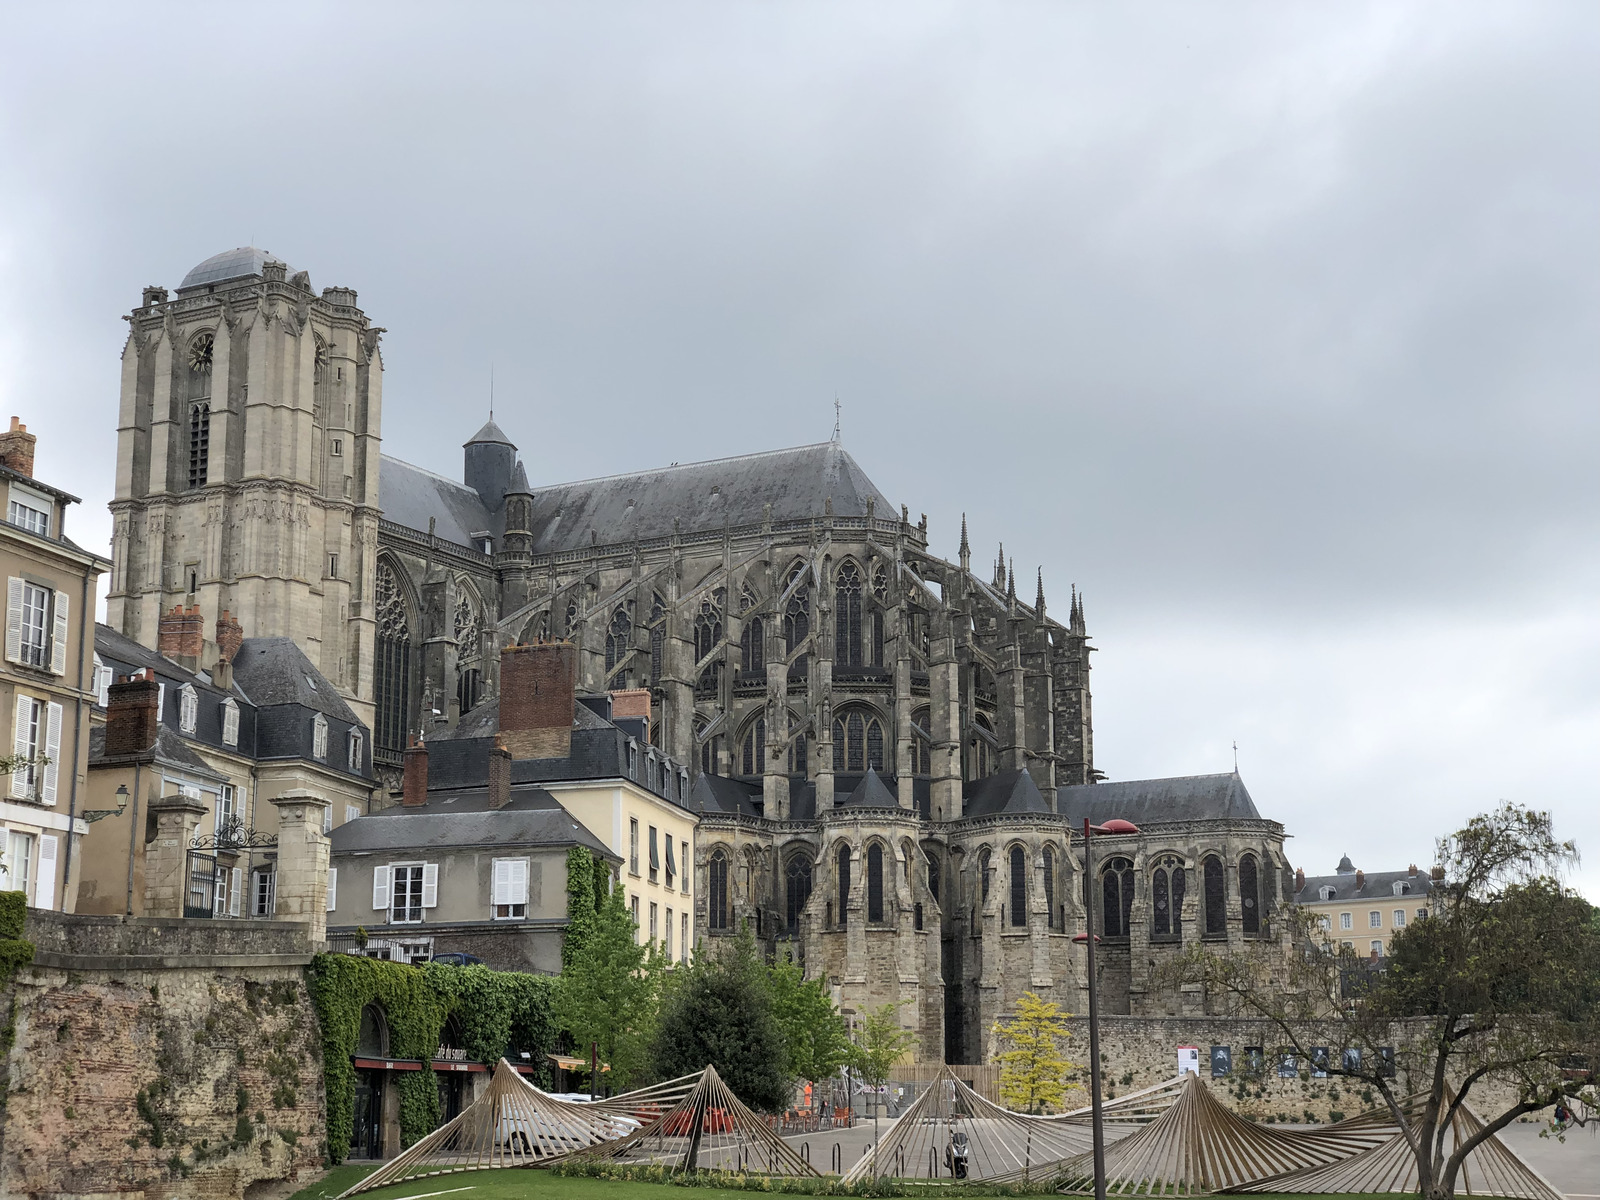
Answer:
402;737;429;806
0;416;36;478
499;642;577;760
104;675;160;756
610;688;651;720
156;604;204;660
215;609;244;664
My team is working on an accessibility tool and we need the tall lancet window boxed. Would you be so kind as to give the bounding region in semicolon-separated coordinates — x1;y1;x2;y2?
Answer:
186;332;214;490
374;563;412;756
835;563;863;667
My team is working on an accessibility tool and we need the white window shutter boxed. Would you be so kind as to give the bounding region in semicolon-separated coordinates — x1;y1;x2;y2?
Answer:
512;858;529;905
230;867;242;917
4;578;22;664
49;590;69;675
213;867;228;916
421;862;439;908
40;703;61;805
327;867;338;912
373;864;391;910
34;835;58;910
492;858;510;906
10;695;30;798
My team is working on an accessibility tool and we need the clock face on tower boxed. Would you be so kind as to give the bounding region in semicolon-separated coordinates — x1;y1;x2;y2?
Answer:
187;332;214;374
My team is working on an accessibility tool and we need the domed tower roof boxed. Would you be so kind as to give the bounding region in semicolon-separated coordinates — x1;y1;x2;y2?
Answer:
1336;854;1356;875
179;247;296;291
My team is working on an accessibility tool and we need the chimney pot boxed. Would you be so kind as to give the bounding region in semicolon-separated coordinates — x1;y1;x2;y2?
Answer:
0;416;38;479
1430;865;1445;882
1355;869;1365;890
488;735;512;809
1295;867;1305;892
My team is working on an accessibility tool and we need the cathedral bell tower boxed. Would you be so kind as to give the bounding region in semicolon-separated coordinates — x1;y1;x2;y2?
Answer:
108;248;382;725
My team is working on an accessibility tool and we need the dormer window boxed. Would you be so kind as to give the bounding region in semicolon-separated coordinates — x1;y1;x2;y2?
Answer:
221;698;239;747
178;684;198;735
312;713;328;760
7;485;52;537
348;730;363;772
1393;880;1411;896
93;654;112;706
1319;886;1336;902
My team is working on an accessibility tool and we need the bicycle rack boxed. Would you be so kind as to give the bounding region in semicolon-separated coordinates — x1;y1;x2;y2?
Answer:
831;1142;842;1174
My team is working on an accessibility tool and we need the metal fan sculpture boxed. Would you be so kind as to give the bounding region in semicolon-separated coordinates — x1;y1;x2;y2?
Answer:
187;334;214;374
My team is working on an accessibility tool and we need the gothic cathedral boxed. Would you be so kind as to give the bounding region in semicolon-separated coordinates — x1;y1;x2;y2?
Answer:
112;248;1293;1062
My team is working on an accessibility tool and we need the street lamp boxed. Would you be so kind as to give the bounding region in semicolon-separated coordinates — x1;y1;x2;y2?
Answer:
1073;816;1139;1200
83;783;130;824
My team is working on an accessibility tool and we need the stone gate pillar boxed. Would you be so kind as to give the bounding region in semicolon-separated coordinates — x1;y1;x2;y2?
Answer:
143;793;209;917
269;790;331;944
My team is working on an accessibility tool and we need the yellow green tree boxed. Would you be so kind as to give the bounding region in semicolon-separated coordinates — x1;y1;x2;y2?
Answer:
992;991;1080;1113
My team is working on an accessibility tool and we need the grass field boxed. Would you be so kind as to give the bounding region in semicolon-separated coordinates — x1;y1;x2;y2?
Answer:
285;1164;1425;1200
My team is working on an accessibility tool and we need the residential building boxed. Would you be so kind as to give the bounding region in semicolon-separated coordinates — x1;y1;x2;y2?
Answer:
0;417;108;910
328;641;697;969
1293;855;1438;958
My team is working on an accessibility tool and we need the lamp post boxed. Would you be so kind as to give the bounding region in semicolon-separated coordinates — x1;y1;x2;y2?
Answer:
1073;816;1139;1200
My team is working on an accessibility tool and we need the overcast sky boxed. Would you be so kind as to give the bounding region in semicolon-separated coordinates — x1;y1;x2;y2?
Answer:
3;3;1595;896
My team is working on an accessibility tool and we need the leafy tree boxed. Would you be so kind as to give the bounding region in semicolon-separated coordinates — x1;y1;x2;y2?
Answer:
653;924;790;1111
992;991;1080;1114
1174;803;1600;1200
767;950;852;1083
553;879;663;1089
849;999;918;1117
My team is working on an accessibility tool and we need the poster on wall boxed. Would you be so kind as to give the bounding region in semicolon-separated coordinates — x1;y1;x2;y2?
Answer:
1177;1046;1200;1076
1210;1045;1233;1077
1279;1053;1298;1078
1311;1047;1329;1078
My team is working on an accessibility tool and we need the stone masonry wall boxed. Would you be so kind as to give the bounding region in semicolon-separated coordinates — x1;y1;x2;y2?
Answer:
1;913;326;1200
1058;1014;1522;1124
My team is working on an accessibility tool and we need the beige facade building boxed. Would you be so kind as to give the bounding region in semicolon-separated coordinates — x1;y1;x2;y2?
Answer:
0;417;108;911
1293;855;1438;958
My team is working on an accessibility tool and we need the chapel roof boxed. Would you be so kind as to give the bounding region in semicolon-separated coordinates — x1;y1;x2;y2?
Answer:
963;768;1052;818
330;786;615;859
465;419;515;448
1056;772;1263;826
838;767;899;810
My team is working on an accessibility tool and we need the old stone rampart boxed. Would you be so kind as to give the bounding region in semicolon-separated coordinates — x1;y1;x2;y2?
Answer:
0;911;326;1200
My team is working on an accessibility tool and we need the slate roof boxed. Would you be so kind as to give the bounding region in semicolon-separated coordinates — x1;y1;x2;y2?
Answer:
179;247;295;291
963;769;1052;818
1296;868;1434;905
688;774;763;818
465;419;515;447
1056;772;1264;826
87;723;229;782
331;786;615;859
838;767;900;810
231;638;361;724
96;623;233;702
378;440;895;555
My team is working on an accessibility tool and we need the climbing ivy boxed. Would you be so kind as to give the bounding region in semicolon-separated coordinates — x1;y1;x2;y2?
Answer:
562;846;609;969
0;890;35;1077
306;954;555;1163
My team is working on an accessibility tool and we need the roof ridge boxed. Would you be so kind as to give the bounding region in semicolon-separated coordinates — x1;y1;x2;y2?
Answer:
526;442;847;493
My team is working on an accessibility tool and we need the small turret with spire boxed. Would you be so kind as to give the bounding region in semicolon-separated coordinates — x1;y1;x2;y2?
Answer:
1006;558;1016;611
1034;568;1046;624
959;514;971;574
993;543;1006;591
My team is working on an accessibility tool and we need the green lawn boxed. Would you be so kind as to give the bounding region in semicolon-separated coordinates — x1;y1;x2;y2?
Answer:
287;1165;1424;1200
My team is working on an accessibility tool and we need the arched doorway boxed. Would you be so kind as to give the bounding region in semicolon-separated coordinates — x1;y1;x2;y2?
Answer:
436;1013;469;1125
352;1005;389;1159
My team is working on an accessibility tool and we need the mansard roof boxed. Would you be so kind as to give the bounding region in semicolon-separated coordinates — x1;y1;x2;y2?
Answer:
379;440;895;555
330;786;616;860
1056;771;1263;826
963;768;1052;818
230;638;361;725
1296;868;1435;905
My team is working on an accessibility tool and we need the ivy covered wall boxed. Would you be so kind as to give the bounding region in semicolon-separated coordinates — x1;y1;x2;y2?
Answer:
307;955;556;1162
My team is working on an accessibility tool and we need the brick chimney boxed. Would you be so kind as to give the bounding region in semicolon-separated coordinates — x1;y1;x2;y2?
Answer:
105;671;160;756
212;609;243;689
1408;863;1418;876
402;735;429;807
157;604;205;669
1295;866;1305;893
0;417;36;478
1430;865;1445;882
487;734;512;810
1355;869;1365;891
499;642;578;760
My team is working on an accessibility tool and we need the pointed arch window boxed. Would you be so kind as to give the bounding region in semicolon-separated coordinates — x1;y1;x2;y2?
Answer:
1043;845;1057;931
927;852;940;901
1153;868;1171;937
867;844;885;922
741;616;764;674
455;591;482;714
910;707;932;776
1102;856;1135;938
374;562;412;755
1203;856;1226;936
647;592;666;683
832;709;885;774
836;844;851;929
783;565;810;671
741;716;766;776
979;849;992;902
708;849;729;931
868;610;884;667
694;591;723;663
1239;854;1260;935
785;853;812;934
695;718;722;778
788;730;808;775
971;714;995;779
605;607;631;673
871;563;888;604
1009;845;1027;927
835;563;863;667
